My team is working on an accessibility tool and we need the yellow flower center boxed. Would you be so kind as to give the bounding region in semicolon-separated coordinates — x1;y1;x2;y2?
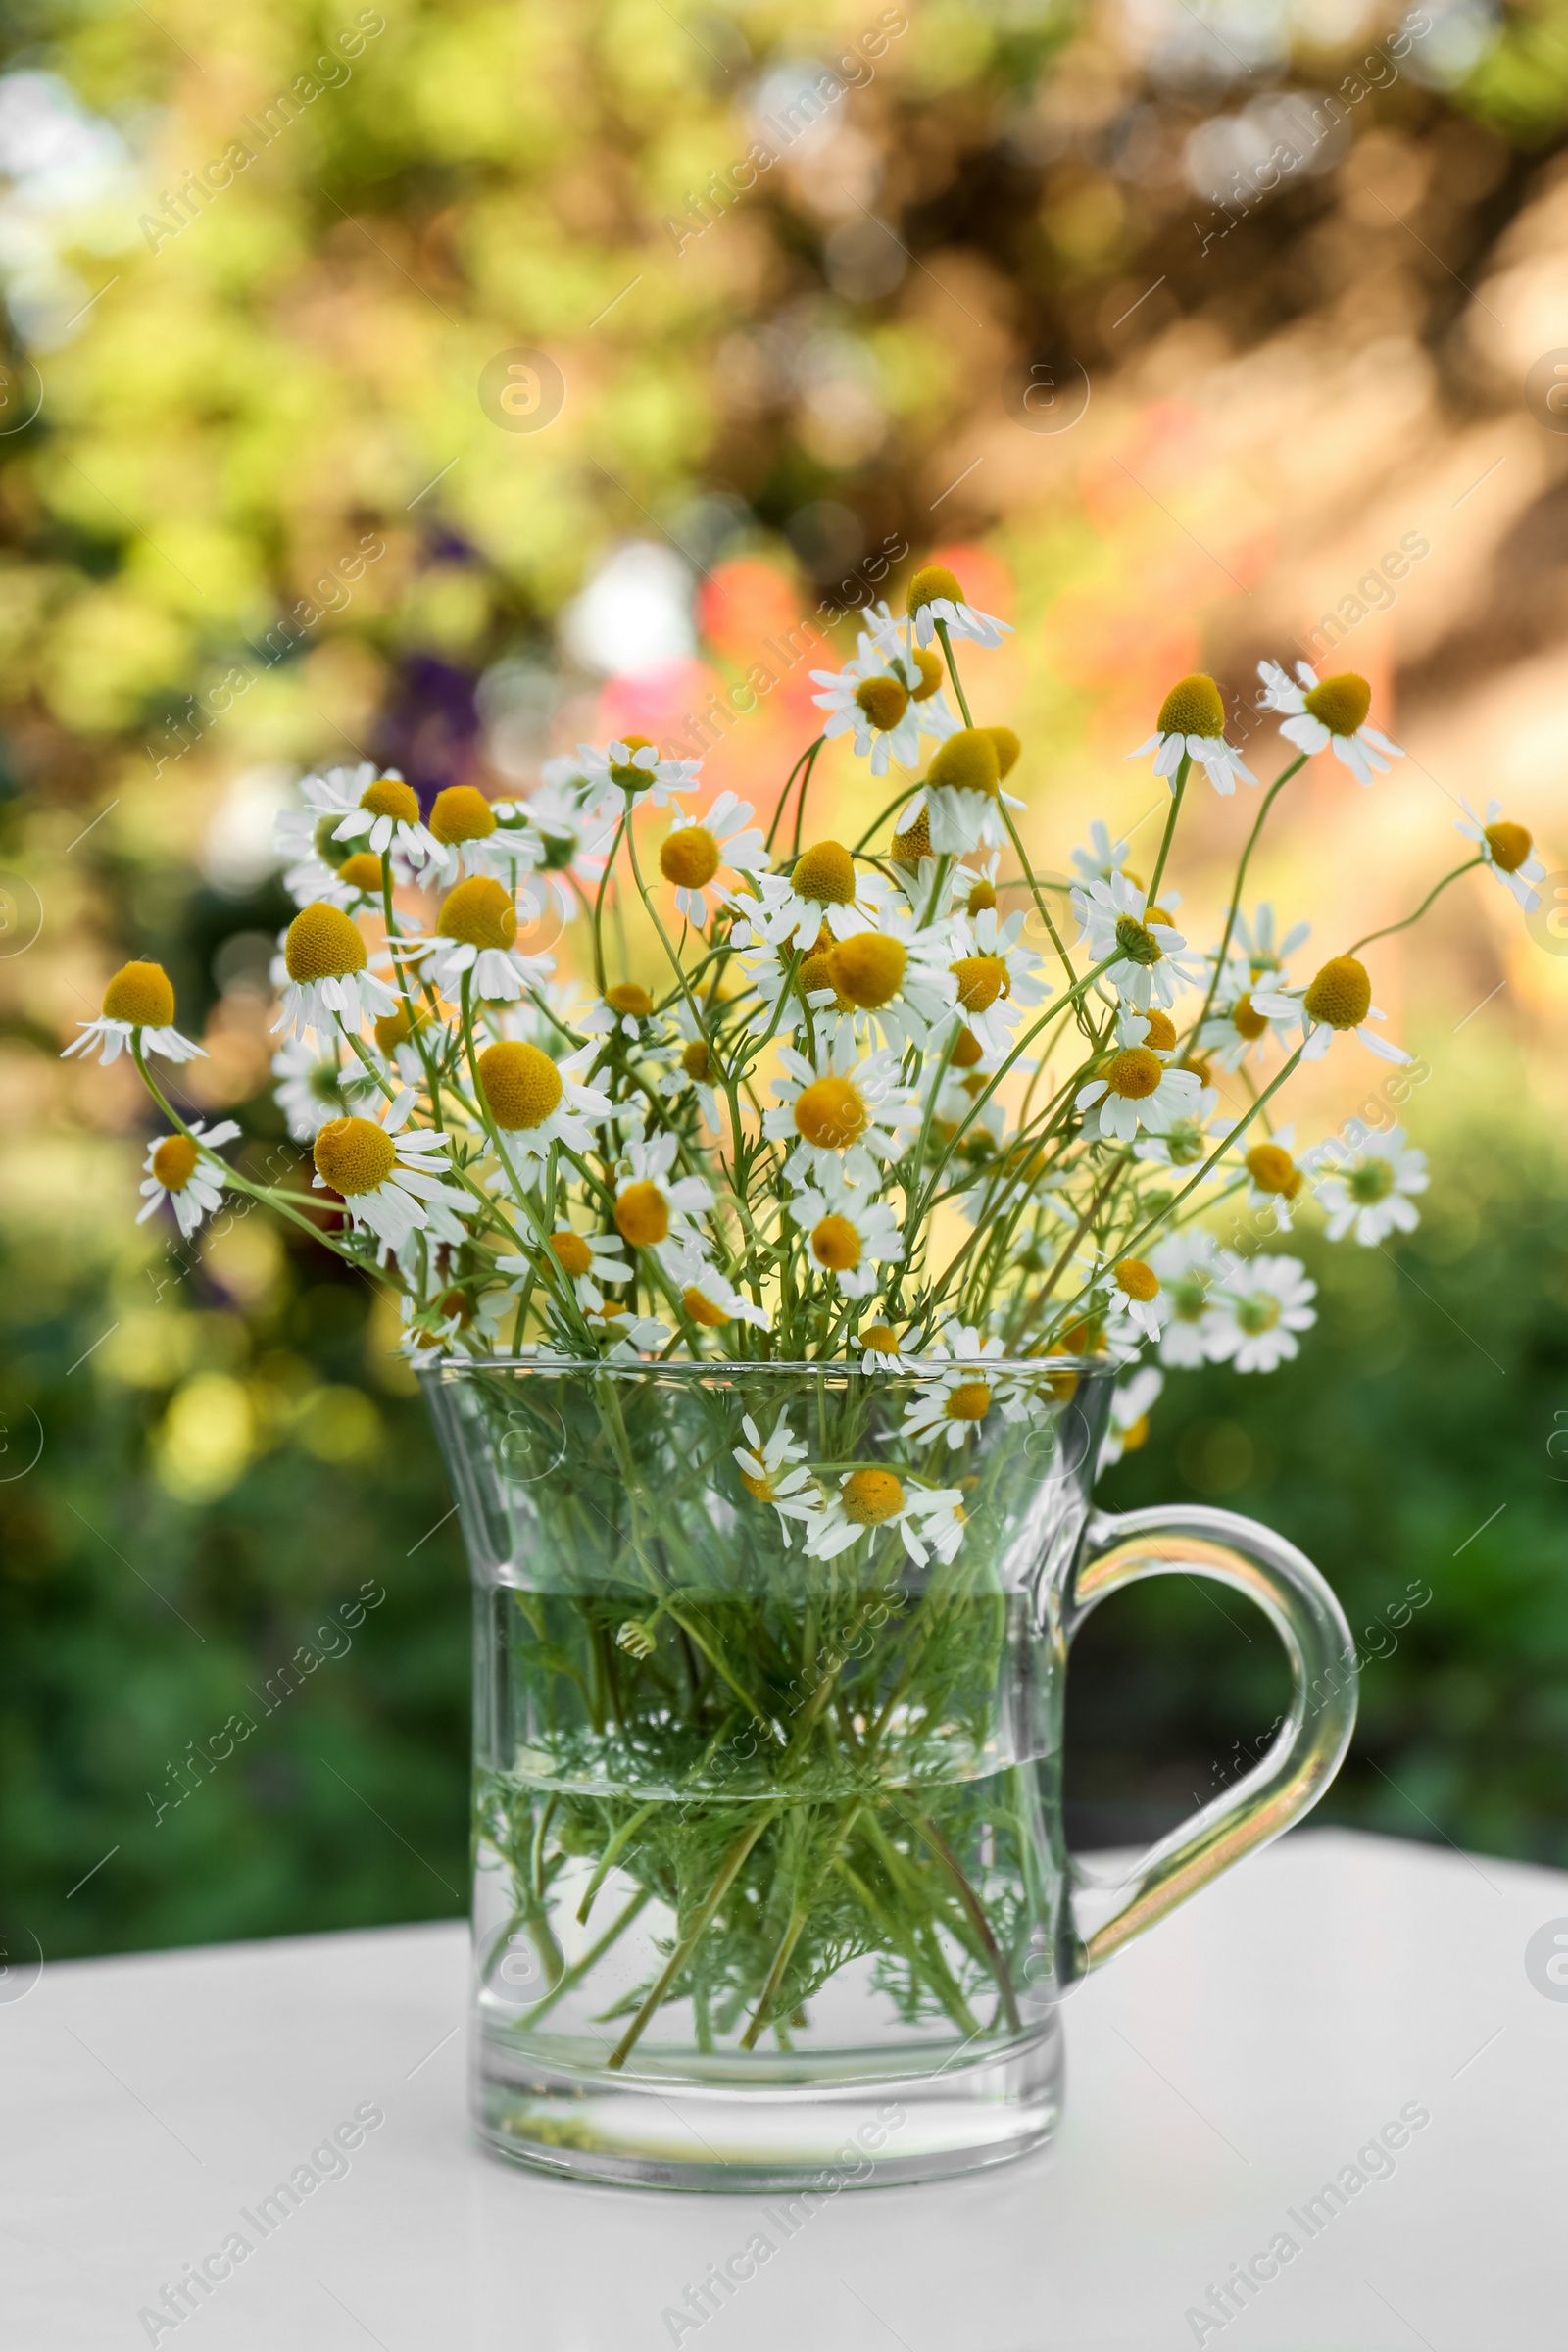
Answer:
908;646;943;702
682;1285;730;1327
926;728;1001;799
951;1026;984;1068
891;808;931;863
1231;993;1268;1041
102;959;176;1027
361;775;420;824
615;1180;669;1247
859;1322;901;1352
945;1380;991;1422
661;825;720;889
811;1213;862;1271
951;954;1008;1012
681;1038;710;1080
1485;819;1532;873
1156;672;1225;738
1246;1142;1300;1197
1114;1257;1159;1302
439;877;516;952
335;852;385;894
605;981;655;1019
313;1116;396;1196
1141;1008;1177;1052
907;563;963;614
794;1076;867;1150
983;725;1021;778
855;676;909;732
550;1230;593;1277
829;932;906;1010
374;1006;416;1053
478;1041;563;1129
1104;1047;1163;1100
843;1467;904;1524
151;1135;198;1192
1302;955;1371;1030
792;840;857;906
965;876;997;915
1302;672;1371;736
429;785;496;845
285;903;368;983
1113;914;1162;967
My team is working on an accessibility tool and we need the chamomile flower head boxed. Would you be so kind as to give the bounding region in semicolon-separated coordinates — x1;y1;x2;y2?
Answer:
311;1091;467;1250
1256;660;1403;786
732;1414;817;1547
424;784;521;888
900;727;1026;855
62;961;204;1068
478;1040;612;1171
1455;799;1545;910
1206;1251;1317;1373
1133;1076;1221;1171
1071;820;1135;889
803;1469;965;1565
945;906;1049;1057
326;766;439;870
612;1130;713;1271
270;1037;379;1138
1076;1042;1203;1143
580;980;662;1045
1097;1365;1163;1472
896;1323;1032;1453
576;735;700;810
398;876;555;1004
670;1250;770;1333
657;1000;723;1131
496;1225;631;1315
1128;672;1255;796
762;1039;919;1189
1310;1124;1428;1247
906;564;1012;651
1072;872;1205;1012
1150;1229;1233;1368
658;792;765;926
274;903;400;1042
1103;1254;1166;1344
1251;955;1409;1065
789;1175;905;1299
747;839;888;949
1241;1124;1304;1231
810;631;960;774
812;909;959;1055
136;1119;241;1239
1198;976;1303;1071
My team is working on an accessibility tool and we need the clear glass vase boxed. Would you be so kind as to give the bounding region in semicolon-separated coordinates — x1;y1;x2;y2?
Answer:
421;1357;1356;2192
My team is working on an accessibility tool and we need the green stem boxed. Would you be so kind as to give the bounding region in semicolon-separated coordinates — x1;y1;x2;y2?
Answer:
607;1810;776;2070
1349;858;1484;954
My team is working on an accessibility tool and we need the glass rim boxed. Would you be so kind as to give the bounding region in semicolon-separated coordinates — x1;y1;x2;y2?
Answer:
416;1354;1112;1380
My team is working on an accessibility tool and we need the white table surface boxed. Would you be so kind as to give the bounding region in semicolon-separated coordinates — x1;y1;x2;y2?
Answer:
7;1828;1565;2350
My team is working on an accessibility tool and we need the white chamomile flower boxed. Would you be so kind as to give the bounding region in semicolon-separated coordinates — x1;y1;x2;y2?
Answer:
1231;903;1311;983
1309;1124;1428;1247
1239;1125;1304;1232
270;1037;379;1138
670;1250;770;1333
580;981;662;1045
1455;799;1544;910
1206;1252;1317;1372
658;792;765;926
394;876;554;1006
1072;872;1206;1012
1198;974;1303;1071
1149;1230;1233;1368
906;564;1012;651
398;1291;479;1363
136;1118;241;1239
275;764;377;903
1101;1253;1167;1345
897;1323;1026;1451
810;629;959;775
945;906;1049;1057
599;1309;673;1362
499;1225;631;1314
1071;820;1133;888
900;726;1026;856
1097;1365;1163;1472
576;736;701;810
324;767;439;869
477;1040;613;1172
1133;1077;1221;1171
744;839;888;950
790;1177;905;1299
806;910;960;1057
852;1320;908;1372
62;960;204;1068
658;999;723;1131
422;784;537;891
1256;659;1403;786
762;1040;918;1190
1127;672;1255;796
310;1091;468;1250
733;1414;817;1547
612;1130;713;1271
1076;1037;1203;1143
1250;956;1409;1066
272;903;400;1043
802;1469;965;1566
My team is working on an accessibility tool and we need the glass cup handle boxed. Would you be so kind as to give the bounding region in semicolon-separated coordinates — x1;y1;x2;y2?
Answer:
1063;1501;1358;1973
